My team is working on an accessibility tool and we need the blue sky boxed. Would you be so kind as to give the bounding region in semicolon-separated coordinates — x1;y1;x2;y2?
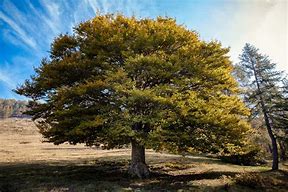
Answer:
0;0;287;99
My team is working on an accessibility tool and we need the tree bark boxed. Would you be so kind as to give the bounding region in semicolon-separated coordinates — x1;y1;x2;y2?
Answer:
128;140;150;179
257;88;279;170
263;111;279;170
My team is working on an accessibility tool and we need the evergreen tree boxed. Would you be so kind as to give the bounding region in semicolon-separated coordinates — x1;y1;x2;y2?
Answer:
236;43;287;170
16;15;252;178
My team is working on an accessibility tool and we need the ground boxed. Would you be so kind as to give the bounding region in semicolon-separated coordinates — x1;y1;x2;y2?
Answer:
0;118;287;192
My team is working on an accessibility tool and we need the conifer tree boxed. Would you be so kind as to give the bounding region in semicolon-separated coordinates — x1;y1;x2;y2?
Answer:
16;15;252;178
236;43;287;170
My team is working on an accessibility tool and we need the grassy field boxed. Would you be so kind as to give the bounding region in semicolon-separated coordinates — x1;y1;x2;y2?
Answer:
0;118;287;192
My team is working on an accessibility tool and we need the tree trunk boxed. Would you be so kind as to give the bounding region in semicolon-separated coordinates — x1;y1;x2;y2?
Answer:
279;141;287;161
128;140;150;179
263;109;279;170
270;135;279;170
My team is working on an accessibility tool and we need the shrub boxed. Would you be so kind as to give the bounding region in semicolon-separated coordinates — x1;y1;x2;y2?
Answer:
219;145;266;166
234;173;284;188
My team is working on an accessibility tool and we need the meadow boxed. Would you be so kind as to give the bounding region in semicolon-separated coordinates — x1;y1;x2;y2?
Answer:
0;118;287;192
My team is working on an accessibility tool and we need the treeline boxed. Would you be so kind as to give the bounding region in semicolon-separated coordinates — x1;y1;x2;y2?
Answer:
0;99;28;118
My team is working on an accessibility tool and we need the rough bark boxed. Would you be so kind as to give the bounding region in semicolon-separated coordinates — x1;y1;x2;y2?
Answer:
128;140;150;179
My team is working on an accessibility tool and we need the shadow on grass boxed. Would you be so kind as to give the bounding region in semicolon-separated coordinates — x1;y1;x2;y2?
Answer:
0;160;238;192
1;160;287;192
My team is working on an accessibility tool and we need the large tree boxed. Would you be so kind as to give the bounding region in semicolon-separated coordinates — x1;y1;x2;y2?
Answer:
235;43;288;170
16;15;251;178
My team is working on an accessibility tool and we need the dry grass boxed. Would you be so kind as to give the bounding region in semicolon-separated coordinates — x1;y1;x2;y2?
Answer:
0;118;287;192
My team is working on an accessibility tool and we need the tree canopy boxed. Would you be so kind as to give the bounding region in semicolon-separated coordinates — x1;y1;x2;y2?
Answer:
16;15;252;178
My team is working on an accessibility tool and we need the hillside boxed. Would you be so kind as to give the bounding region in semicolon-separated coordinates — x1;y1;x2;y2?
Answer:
0;99;28;118
0;118;287;191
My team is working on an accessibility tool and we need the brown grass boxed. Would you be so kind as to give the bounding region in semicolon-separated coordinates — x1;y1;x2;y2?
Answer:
0;118;287;192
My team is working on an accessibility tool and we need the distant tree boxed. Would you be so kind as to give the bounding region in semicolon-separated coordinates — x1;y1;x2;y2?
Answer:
16;15;252;178
235;43;288;170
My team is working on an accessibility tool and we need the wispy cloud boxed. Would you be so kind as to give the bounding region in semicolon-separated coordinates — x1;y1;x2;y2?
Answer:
85;0;101;14
83;0;157;17
3;0;285;100
0;11;37;49
27;1;59;36
0;69;15;89
39;0;62;34
0;56;36;91
0;0;158;99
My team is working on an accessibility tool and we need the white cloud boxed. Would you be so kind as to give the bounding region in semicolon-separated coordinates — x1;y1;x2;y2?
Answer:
27;1;60;35
85;0;101;14
216;0;287;72
83;0;156;18
250;0;288;72
0;11;37;49
0;57;36;90
0;70;14;89
39;0;63;35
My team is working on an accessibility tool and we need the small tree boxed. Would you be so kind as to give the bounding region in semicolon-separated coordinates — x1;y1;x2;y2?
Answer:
235;43;288;170
16;15;252;178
